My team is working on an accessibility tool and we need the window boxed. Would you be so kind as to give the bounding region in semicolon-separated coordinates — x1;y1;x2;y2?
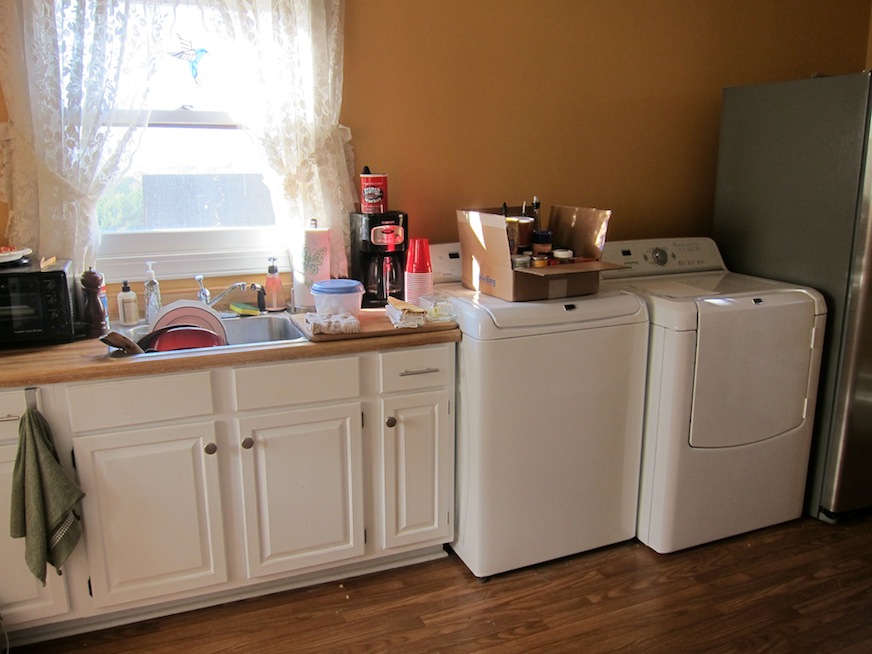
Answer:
96;9;290;282
3;0;348;283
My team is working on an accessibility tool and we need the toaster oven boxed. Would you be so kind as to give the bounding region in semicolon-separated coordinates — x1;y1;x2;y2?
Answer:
0;258;76;347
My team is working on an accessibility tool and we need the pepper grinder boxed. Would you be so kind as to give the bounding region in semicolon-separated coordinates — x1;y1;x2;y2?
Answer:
81;267;109;338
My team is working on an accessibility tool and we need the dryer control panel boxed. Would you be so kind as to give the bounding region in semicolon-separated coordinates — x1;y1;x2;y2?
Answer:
600;237;727;278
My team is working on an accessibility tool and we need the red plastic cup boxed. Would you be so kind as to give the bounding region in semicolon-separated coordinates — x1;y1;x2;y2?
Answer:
406;238;432;273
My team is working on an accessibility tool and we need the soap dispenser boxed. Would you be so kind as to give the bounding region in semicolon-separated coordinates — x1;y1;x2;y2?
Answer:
144;261;162;323
117;280;140;326
265;257;285;311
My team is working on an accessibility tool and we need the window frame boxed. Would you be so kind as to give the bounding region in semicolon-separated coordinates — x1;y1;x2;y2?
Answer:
97;108;290;282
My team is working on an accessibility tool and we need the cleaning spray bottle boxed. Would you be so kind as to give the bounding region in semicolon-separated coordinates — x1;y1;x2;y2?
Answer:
265;257;285;311
144;261;162;323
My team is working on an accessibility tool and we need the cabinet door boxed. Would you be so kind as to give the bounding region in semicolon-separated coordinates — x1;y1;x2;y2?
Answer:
238;403;365;578
380;389;454;549
0;442;71;625
73;422;227;607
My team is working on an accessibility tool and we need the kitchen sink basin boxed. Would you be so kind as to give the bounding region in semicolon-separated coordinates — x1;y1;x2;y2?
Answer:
221;313;303;345
110;312;305;356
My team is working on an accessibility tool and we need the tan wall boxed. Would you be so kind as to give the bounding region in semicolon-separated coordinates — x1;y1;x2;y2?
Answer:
0;87;6;246
342;1;871;244
3;2;870;249
868;5;872;69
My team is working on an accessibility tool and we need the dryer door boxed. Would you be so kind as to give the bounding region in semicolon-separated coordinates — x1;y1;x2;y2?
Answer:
689;292;815;448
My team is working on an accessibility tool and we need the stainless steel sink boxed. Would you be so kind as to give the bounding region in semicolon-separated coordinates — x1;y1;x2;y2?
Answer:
111;312;305;356
221;313;303;345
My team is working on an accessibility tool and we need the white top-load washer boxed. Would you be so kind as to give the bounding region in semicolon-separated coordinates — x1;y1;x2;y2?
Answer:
437;278;649;579
601;237;827;554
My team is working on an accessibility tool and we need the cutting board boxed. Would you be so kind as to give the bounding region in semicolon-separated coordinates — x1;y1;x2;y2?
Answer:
292;309;457;342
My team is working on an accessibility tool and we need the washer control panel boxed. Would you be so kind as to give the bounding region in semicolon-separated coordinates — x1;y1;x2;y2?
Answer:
600;237;727;278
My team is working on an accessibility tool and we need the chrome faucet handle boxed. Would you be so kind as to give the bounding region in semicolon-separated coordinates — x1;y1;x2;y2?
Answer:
195;274;211;304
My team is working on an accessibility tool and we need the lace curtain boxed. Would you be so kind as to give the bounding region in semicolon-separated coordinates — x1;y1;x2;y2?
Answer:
0;1;166;276
0;0;353;280
217;0;355;281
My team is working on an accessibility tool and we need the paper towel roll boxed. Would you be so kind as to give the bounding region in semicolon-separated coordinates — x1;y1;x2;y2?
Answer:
294;226;331;310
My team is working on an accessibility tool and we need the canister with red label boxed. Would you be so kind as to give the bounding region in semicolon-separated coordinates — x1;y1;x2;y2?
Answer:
360;166;388;214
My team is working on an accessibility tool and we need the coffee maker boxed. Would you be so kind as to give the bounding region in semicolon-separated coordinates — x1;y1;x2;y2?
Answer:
350;211;408;307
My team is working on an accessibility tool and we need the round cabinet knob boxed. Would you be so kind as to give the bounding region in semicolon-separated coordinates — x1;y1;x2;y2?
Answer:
241;437;255;450
204;442;218;455
651;247;669;266
385;416;397;428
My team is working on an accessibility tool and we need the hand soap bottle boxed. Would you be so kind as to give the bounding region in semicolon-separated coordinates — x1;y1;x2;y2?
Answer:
117;280;140;326
144;261;162;323
265;257;285;311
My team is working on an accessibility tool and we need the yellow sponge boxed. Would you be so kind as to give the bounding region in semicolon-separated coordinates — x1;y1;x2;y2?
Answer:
230;302;260;316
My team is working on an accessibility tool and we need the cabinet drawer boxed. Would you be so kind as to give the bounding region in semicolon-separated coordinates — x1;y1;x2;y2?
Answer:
379;345;452;394
66;372;214;432
0;390;29;442
234;356;360;411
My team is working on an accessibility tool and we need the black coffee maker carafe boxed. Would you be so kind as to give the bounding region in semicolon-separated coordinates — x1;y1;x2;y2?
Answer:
350;211;408;307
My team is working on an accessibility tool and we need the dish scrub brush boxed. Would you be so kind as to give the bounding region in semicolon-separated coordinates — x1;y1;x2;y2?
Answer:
230;302;260;316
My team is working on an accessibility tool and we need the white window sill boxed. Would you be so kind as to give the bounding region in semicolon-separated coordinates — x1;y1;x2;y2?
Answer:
97;228;291;283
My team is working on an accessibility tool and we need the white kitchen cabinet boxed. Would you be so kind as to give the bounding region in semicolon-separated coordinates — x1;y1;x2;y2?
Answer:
233;357;365;579
72;421;227;607
5;342;455;644
237;404;365;577
65;372;227;608
379;390;453;548
0;388;30;441
376;345;455;550
0;440;71;626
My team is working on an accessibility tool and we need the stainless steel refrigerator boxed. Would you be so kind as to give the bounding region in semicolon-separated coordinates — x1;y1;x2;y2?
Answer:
712;71;872;521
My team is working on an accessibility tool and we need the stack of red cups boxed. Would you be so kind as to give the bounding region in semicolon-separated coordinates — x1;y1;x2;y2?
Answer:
404;238;433;306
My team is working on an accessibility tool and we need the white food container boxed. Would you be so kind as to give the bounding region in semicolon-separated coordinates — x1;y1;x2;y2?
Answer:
310;279;364;316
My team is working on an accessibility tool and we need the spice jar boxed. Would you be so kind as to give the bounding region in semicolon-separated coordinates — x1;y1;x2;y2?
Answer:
531;230;553;256
553;248;574;264
511;254;531;269
517;217;535;249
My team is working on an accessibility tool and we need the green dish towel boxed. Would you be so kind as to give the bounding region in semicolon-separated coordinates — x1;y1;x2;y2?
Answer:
9;407;85;585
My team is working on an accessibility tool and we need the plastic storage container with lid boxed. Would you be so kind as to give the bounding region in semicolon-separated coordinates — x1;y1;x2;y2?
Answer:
310;279;364;316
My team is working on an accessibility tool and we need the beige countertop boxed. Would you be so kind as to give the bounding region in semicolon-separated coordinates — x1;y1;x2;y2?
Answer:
0;325;461;388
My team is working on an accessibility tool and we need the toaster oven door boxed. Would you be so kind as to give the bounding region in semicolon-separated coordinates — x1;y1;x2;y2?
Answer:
0;273;74;345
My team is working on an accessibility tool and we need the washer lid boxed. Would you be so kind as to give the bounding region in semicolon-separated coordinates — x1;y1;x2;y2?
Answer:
437;283;647;337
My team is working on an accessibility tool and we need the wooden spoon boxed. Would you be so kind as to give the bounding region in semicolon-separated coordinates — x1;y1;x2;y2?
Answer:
100;331;145;355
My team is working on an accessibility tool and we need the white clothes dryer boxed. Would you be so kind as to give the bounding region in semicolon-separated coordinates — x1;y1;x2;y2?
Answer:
601;237;827;554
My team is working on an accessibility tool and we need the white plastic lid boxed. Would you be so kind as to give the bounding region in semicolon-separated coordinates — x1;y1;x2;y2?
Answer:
311;279;364;295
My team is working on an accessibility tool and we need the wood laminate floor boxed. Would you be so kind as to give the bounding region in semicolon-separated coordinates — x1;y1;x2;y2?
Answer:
12;510;872;653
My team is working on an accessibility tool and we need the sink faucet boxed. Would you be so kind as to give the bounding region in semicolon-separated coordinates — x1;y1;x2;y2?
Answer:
195;275;249;307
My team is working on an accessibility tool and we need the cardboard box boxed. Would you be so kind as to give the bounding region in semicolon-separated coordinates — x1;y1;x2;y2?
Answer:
457;209;624;301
